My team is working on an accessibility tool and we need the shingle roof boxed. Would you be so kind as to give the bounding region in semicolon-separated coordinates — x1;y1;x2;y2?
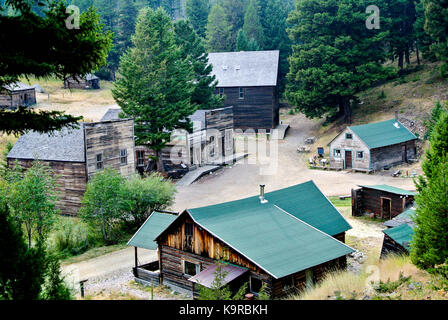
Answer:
384;207;416;228
348;119;417;149
7;126;86;162
3;82;35;92
101;108;123;122
127;212;178;250
85;73;99;81
186;197;354;279
383;223;414;250
358;184;417;196
208;50;280;87
265;181;352;236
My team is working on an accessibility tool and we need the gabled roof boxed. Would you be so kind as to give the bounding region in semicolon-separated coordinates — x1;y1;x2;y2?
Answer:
208;50;280;87
2;82;35;92
127;212;178;250
383;223;414;250
265;181;352;236
7;126;86;162
348;119;417;149
101;108;123;122
358;184;417;196
185;197;354;279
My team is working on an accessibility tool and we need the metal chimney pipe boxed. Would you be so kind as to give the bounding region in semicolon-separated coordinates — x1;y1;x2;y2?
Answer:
259;185;268;203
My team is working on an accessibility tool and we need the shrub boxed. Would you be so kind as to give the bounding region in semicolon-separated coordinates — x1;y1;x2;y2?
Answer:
50;217;90;258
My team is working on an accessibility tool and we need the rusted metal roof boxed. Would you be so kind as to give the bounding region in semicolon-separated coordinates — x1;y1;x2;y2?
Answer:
188;263;249;289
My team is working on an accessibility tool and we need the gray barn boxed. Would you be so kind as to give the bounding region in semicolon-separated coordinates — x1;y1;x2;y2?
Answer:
329;118;418;172
0;82;37;108
208;51;280;131
63;73;100;90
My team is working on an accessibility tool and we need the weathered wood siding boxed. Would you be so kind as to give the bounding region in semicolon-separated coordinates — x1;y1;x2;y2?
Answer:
0;89;36;108
158;213;348;299
217;86;278;130
356;188;414;219
84;119;136;179
380;234;408;258
329;128;370;170
7;159;87;216
64;78;100;90
370;140;417;170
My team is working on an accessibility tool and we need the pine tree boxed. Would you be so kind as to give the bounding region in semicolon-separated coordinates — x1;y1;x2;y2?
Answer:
112;8;196;172
286;0;393;123
174;20;223;110
185;0;210;38
422;0;448;77
411;112;448;276
236;29;248;51
220;0;247;50
242;0;264;48
414;0;436;62
206;4;232;52
247;37;260;51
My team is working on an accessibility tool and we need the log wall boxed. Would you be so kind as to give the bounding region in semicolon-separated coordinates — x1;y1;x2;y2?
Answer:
0;89;36;108
370;141;417;170
358;188;414;219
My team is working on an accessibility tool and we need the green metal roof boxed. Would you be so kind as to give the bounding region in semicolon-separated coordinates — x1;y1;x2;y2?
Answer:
188;196;354;279
359;184;417;196
265;181;351;236
127;212;177;250
349;119;417;149
383;224;414;251
397;207;416;220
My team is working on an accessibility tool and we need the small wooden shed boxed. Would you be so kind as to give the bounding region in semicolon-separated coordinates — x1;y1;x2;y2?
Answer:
381;223;414;257
328;118;418;171
0;82;37;108
63;73;100;90
352;184;416;219
7;119;135;216
128;181;354;299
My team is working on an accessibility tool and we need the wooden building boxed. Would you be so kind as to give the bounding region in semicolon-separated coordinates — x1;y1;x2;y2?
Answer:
101;106;236;174
128;181;354;299
63;74;100;90
381;224;414;257
208;51;280;131
351;185;416;220
0;82;37;109
7;119;135;216
328;118;418;172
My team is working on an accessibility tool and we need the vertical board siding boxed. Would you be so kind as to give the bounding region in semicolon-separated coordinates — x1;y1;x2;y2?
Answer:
0;89;36;108
370;141;417;170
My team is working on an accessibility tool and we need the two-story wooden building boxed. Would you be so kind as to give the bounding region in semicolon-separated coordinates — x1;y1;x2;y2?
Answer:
128;181;354;299
63;74;100;90
0;82;37;109
7;119;135;216
329;118;418;172
208;51;280;131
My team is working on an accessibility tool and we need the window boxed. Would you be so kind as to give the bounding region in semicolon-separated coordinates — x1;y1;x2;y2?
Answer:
356;151;364;159
345;133;353;139
219;88;224;97
250;276;263;294
96;154;103;170
120;149;127;165
209;136;215;157
136;150;145;167
239;87;245;99
183;261;200;277
185;223;193;237
334;149;341;158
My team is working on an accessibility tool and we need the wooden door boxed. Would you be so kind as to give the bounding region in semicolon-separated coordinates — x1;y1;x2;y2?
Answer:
345;150;353;169
402;145;407;162
381;198;391;219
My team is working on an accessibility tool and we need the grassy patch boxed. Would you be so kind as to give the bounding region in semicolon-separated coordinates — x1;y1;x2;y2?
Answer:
60;243;128;265
329;196;351;207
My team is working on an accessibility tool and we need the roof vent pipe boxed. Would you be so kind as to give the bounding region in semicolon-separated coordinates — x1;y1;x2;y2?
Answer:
259;185;268;204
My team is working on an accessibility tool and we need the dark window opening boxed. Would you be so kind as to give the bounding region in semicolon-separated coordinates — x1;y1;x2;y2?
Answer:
209;136;215;157
239;87;245;99
250;276;263;294
185;223;193;237
120;149;127;165
346;133;353;139
96;154;103;170
219;88;224;97
183;261;199;277
356;151;364;159
136;151;145;167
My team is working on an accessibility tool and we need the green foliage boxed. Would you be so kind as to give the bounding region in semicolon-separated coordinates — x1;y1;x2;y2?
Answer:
174;19;223;110
0;140;14;177
286;0;393;123
40;254;74;300
257;283;270;300
120;173;176;230
423;101;447;140
185;0;210;38
206;4;232;52
378;90;387;100
79;168;125;244
113;7;196;171
242;0;264;48
51;217;90;258
236;29;248;51
373;272;412;294
7;161;60;248
220;0;246;50
197;261;248;300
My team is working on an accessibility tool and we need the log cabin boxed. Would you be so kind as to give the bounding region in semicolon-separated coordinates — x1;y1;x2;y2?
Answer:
63;74;100;90
328;117;418;172
7;119;135;216
128;181;354;299
0;82;37;109
351;184;416;219
101;106;236;175
208;50;280;131
381;223;415;258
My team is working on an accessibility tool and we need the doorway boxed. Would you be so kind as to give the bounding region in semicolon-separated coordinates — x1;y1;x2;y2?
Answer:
381;197;392;219
345;150;353;169
402;145;407;163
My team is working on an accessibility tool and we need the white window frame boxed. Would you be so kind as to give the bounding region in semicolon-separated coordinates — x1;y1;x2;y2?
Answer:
334;149;342;158
182;260;200;277
356;151;364;160
96;153;103;170
239;87;245;99
120;149;127;165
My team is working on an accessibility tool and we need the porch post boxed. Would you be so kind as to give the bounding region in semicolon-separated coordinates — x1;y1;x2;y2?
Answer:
135;247;138;269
